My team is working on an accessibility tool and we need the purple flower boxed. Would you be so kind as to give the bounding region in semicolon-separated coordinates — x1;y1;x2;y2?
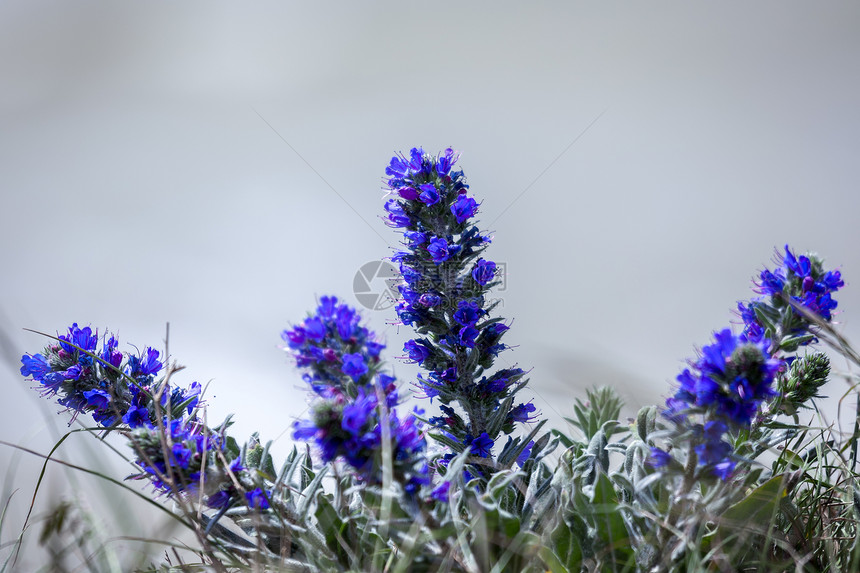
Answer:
206;490;233;509
430;481;450;502
468;433;494;458
453;300;482;327
450;196;479;224
384;199;411;228
123;405;150;428
436;148;459;177
516;440;534;468
398;186;419;200
341;353;368;381
418;184;440;206
427;237;452;264
457;326;479;348
471;259;496;286
59;323;98;355
509;402;538;423
245;488;270;509
20;354;50;381
128;348;163;378
404;339;433;364
83;389;111;409
649;447;672;468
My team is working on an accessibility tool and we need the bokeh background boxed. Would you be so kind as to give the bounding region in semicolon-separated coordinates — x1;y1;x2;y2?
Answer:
2;2;859;569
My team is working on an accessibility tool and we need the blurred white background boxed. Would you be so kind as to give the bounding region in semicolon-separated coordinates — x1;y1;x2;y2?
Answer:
2;1;859;568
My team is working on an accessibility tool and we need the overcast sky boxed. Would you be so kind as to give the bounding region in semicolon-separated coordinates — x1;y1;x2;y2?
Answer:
2;2;859;568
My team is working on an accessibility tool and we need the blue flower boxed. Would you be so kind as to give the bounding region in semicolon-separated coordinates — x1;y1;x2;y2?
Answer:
292;418;319;441
288;298;429;490
468;433;494;458
509;403;538;423
457;326;479;348
59;323;98;355
649;447;672;468
450;196;478;224
436;148;459;177
100;336;123;369
83;388;111;409
471;259;496;286
304;317;326;341
453;300;482;327
128;348;163;378
206;490;233;509
341;353;368;381
404;339;433;364
418;184;440;206
384;199;411;228
744;245;844;344
427;237;452;264
516;440;534;468
672;329;780;428
430;481;450;502
123;405;150;428
342;390;376;434
245;488;271;510
403;231;427;246
20;354;50;381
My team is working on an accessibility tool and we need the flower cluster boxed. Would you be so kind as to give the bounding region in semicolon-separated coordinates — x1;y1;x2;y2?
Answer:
383;148;537;467
282;295;385;394
129;418;221;494
129;420;271;510
18;323;198;428
739;245;844;349
286;296;428;492
19;324;268;511
654;246;844;480
660;329;782;478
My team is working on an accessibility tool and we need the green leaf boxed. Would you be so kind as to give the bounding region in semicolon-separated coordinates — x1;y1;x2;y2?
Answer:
544;511;584;571
551;429;576;449
636;405;657;443
714;474;786;536
590;472;633;566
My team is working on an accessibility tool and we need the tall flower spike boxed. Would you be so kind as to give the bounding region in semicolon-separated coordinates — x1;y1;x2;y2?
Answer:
383;148;539;473
286;296;428;492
